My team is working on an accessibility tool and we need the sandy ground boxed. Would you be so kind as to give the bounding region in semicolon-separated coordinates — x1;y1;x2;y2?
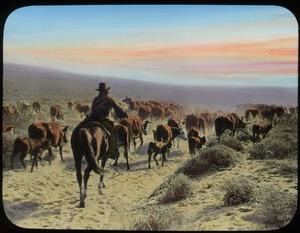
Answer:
2;128;297;230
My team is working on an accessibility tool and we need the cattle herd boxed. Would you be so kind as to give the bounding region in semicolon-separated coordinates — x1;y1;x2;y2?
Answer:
3;97;298;207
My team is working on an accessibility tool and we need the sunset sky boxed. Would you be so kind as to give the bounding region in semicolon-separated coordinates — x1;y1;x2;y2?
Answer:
3;5;298;87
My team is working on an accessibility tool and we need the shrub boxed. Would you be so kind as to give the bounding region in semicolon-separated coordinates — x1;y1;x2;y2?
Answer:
133;210;182;231
220;134;243;151
249;124;298;160
249;143;269;159
256;185;297;229
179;145;238;178
158;173;192;204
222;175;255;206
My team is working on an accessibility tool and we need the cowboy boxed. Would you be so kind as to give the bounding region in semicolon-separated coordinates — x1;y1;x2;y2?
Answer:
88;82;128;159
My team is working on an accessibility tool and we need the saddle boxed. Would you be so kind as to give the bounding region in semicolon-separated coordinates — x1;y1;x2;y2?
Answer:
81;115;111;139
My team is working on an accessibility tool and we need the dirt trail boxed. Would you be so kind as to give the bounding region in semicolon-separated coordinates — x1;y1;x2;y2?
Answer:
2;130;297;230
3;132;189;230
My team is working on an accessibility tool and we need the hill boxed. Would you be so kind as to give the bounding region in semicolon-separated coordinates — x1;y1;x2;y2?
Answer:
3;63;297;111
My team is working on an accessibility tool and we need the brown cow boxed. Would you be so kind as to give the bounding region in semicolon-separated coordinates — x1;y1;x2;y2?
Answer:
245;108;260;122
215;113;247;138
50;105;64;121
3;123;14;134
68;102;74;109
252;123;273;141
10;137;52;172
3;104;19;116
187;127;200;139
167;117;184;148
185;114;206;135
28;122;68;163
76;104;91;116
119;116;151;152
154;124;187;156
113;124;130;170
32;101;42;113
150;106;165;120
200;112;213;133
147;141;172;168
138;105;151;120
188;136;206;156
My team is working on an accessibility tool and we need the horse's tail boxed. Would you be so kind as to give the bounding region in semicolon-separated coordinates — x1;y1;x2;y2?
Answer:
79;128;105;174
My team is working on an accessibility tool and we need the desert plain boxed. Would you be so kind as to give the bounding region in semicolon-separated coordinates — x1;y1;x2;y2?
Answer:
2;63;298;230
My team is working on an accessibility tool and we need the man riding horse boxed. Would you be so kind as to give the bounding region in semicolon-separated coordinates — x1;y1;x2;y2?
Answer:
87;82;128;159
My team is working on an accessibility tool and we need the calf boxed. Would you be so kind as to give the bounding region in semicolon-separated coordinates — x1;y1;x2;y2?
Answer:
188;136;206;156
113;124;130;170
28;122;69;163
50;105;64;121
252;123;273;141
10;137;52;172
147;141;172;169
3;123;14;134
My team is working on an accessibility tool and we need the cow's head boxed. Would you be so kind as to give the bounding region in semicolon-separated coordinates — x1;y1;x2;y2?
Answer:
143;120;152;135
61;125;69;143
176;127;187;141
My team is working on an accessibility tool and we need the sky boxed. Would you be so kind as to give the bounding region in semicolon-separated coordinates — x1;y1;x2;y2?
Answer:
3;5;298;87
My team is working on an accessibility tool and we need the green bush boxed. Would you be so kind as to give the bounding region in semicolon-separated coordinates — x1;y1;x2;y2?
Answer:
256;185;297;228
179;145;239;178
133;210;182;231
249;122;298;160
158;173;192;204
220;134;243;151
222;175;255;206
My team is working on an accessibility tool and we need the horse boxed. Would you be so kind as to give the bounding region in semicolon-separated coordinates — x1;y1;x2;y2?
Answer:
71;121;110;208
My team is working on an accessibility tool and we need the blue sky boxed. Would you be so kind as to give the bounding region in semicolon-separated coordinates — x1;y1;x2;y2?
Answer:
3;5;298;87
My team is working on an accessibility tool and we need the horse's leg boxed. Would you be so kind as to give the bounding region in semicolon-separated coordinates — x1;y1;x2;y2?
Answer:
74;152;83;205
124;149;130;170
80;165;93;207
98;157;107;195
59;145;65;162
112;147;120;167
148;152;152;169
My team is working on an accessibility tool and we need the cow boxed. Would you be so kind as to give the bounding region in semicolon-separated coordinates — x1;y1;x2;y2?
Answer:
188;136;206;156
119;116;151;153
185;114;198;131
252;124;273;141
138;105;151;120
3;104;19;116
147;141;172;169
167;117;184;148
68;102;74;109
154;124;187;157
28;122;69;163
185;114;206;135
76;104;91;116
150;106;165;120
3;123;14;134
245;108;260;122
113;124;130;170
200;112;213;133
10;137;52;172
187;127;200;139
32;101;42;113
215;113;247;138
50;105;64;121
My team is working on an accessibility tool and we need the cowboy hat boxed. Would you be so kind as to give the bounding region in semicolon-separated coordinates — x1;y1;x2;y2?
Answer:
95;82;111;91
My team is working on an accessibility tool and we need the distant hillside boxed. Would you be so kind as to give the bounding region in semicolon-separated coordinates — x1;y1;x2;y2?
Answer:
3;63;298;111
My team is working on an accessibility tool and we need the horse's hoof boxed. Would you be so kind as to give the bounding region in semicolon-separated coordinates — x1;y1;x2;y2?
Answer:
79;202;85;208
